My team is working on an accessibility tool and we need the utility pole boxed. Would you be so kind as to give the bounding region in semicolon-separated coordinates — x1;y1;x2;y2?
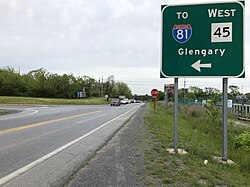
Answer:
99;77;101;96
101;76;104;97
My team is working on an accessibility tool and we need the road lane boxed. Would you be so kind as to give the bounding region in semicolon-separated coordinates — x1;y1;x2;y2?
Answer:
0;105;103;131
0;103;143;186
0;110;100;135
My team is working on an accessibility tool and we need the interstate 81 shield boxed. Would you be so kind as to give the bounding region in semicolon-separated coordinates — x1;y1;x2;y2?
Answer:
172;24;192;43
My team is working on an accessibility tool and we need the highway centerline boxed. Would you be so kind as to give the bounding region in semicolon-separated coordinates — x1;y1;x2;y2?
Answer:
0;110;100;135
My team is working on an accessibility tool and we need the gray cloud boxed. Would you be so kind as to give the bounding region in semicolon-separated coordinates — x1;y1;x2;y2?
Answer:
0;0;249;94
0;0;161;69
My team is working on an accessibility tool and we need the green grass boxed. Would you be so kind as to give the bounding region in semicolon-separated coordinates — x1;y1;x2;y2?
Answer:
0;96;108;105
143;102;250;186
0;109;8;115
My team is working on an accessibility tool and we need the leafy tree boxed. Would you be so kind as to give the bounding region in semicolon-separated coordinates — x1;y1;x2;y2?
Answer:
178;88;187;98
204;87;221;103
102;76;132;99
245;93;250;100
188;86;205;98
0;67;26;96
27;68;48;97
116;82;132;98
157;91;165;101
134;94;150;101
0;67;133;99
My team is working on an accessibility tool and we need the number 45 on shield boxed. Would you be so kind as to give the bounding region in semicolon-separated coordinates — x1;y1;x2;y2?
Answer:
211;22;232;43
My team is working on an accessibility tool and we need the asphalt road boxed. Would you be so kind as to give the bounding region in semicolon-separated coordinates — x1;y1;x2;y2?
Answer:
68;104;146;187
0;103;143;186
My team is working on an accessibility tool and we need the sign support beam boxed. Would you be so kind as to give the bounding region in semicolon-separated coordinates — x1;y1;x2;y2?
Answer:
222;78;228;161
174;78;178;153
165;89;168;110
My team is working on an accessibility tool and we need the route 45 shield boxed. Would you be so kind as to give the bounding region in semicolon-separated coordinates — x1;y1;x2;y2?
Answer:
172;24;192;43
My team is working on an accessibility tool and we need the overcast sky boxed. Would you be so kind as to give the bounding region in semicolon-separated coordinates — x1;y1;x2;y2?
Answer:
0;0;249;95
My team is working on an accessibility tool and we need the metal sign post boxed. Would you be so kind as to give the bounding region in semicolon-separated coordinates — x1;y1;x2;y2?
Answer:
165;89;168;110
174;78;178;153
222;78;228;160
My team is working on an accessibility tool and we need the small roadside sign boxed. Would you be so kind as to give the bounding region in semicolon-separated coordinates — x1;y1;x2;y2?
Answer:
151;89;159;97
151;89;159;112
228;100;233;108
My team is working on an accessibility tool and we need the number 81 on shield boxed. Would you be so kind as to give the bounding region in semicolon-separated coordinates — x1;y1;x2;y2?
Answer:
172;24;192;44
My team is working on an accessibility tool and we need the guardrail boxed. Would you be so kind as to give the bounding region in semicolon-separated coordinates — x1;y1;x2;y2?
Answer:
236;115;250;122
230;103;250;116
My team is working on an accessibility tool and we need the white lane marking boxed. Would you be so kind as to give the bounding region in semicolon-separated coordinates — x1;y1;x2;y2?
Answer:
0;109;38;121
0;105;142;186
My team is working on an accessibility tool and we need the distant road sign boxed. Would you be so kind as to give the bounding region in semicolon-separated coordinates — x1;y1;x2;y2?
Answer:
161;1;244;78
164;84;174;93
77;91;83;98
151;89;159;97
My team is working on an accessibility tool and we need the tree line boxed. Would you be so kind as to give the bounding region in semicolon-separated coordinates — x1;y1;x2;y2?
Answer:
0;67;132;99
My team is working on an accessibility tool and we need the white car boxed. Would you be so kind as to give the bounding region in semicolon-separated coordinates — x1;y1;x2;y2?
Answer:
120;99;127;105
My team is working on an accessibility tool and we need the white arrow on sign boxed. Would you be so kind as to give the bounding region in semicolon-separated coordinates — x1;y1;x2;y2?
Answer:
191;60;212;72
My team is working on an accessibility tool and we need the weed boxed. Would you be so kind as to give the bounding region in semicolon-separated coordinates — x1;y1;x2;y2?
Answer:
0;109;8;115
143;102;250;186
163;177;174;184
233;131;250;151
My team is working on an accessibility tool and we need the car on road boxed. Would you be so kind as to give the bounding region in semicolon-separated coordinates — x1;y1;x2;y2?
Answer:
110;98;120;106
120;99;127;105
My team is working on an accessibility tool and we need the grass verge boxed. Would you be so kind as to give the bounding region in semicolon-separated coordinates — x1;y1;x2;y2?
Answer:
0;109;8;115
0;96;108;105
143;102;250;186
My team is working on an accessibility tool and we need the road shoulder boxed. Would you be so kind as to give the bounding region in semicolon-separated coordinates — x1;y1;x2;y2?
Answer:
67;105;146;187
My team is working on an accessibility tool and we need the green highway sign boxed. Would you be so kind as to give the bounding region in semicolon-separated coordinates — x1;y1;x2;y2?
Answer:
161;1;244;78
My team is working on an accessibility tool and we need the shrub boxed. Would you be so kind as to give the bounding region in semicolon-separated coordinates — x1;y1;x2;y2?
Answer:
182;105;205;119
233;131;250;151
204;105;221;127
